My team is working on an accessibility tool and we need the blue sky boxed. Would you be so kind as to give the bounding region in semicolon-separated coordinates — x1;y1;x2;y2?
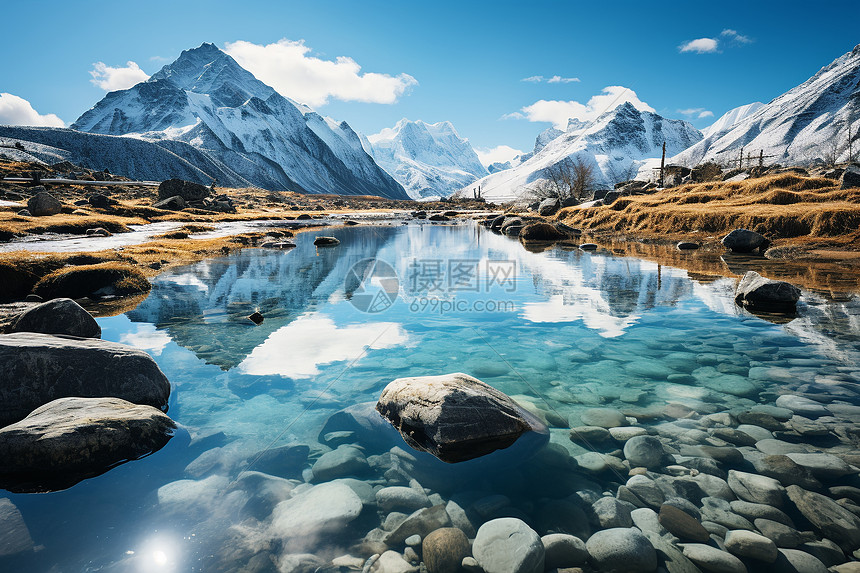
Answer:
1;0;858;163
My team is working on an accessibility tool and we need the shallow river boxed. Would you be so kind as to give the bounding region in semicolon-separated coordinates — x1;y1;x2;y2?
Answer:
4;222;860;572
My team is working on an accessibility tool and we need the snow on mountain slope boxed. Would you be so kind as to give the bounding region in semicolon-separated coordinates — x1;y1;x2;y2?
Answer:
674;44;860;167
72;43;408;199
0;126;251;186
486;126;566;175
366;119;488;199
700;102;765;139
463;102;701;202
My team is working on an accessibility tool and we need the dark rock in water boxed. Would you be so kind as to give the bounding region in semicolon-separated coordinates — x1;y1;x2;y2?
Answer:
344;220;359;226
296;213;313;220
519;222;567;242
247;311;264;325
26;191;62;216
0;332;171;426
659;504;710;542
734;271;800;310
721;228;770;253
840;165;860;189
538;197;560;216
585;527;657;573
157;178;210;201
422;527;470;573
504;225;523;237
489;214;506;231
677;241;700;250
259;241;296;249
245;444;309;479
579;243;598;251
320;402;401;452
153;195;186;210
7;298;101;338
785;484;860;550
85;227;111;237
541;533;588;569
0;498;34;556
429;214;450;221
500;216;524;233
0;397;175;493
313;236;340;246
375;372;548;463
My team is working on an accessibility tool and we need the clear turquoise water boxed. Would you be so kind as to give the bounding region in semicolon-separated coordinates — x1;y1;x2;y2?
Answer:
4;222;860;571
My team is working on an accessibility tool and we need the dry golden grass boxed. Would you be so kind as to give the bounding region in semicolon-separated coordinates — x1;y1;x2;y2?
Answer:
559;174;860;250
33;262;151;299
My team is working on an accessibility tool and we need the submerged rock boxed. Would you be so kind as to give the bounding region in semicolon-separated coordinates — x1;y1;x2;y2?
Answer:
313;236;340;246
269;482;363;544
422;527;470;573
0;397;175;493
0;332;171;427
7;298;101;338
375;373;547;463
585;527;657;573
473;518;545;573
786;485;860;549
0;498;34;556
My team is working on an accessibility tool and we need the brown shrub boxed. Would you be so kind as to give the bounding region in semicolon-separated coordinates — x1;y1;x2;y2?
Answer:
33;263;150;299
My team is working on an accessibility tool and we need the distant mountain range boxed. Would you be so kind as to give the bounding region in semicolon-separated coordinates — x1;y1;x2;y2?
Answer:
673;44;860;167
462;102;702;202
363;119;488;199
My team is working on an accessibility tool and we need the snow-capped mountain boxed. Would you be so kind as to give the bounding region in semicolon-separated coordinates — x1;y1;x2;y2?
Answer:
462;102;702;202
700;102;764;139
71;43;408;199
364;119;488;199
673;44;860;167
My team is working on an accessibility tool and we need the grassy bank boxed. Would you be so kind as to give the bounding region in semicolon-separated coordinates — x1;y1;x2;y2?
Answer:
558;174;860;257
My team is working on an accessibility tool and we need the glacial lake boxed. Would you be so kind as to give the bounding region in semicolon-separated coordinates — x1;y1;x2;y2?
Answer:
4;222;860;572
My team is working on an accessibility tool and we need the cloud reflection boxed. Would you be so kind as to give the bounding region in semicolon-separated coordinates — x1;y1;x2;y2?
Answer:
238;313;408;378
119;323;172;355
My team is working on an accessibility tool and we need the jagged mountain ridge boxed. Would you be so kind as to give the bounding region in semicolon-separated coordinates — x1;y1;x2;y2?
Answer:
673;44;860;167
71;43;408;199
365;119;488;199
462;102;702;202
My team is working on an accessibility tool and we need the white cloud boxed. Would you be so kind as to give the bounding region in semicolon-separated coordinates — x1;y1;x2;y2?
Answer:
224;38;417;107
90;61;150;91
515;86;655;129
238;313;407;378
679;38;719;54
677;107;714;119
521;75;580;84
721;29;752;44
149;55;170;62
0;93;64;127
475;145;524;167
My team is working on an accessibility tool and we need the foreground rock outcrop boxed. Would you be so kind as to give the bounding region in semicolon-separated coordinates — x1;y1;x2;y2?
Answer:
0;397;175;492
376;372;548;463
0;332;171;426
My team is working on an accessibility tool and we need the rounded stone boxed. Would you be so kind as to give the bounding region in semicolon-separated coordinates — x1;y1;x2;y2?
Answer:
724;529;778;562
580;408;628;428
681;543;747;573
623;435;666;469
8;298;101;339
585;527;657;573
473;518;545;573
541;533;588;569
658;504;709;542
423;528;470;573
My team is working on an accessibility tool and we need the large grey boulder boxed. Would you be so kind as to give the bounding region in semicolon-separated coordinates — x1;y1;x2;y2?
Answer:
0;397;175;493
269;482;363;543
585;527;657;573
623;435;667;469
376;373;547;463
27;191;62;216
0;332;171;426
422;527;471;573
721;228;770;253
734;271;800;310
473;518;545;573
157;178;210;201
7;298;101;338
